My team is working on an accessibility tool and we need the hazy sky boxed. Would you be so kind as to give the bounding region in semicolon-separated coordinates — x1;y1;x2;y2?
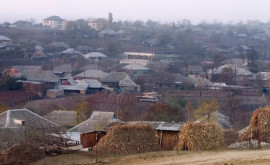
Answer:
1;0;270;24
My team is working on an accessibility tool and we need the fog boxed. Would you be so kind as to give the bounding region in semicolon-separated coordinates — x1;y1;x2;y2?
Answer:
1;0;270;24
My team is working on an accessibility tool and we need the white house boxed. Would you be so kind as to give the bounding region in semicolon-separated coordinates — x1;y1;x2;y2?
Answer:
43;16;67;30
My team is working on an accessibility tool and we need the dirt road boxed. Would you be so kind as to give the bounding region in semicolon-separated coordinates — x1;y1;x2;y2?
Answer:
111;149;270;165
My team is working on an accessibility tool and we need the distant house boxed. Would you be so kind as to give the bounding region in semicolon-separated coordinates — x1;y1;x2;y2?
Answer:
2;65;43;77
17;71;60;96
102;72;140;93
59;78;105;95
47;89;64;98
67;111;119;148
209;64;253;85
53;64;73;78
120;52;154;66
121;63;150;78
250;72;270;88
75;70;108;81
45;110;77;128
0;35;11;42
88;22;105;31
43;16;67;30
82;52;107;62
0;108;58;128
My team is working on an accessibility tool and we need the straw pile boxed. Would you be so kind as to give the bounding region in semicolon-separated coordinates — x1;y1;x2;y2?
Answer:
240;106;270;142
176;122;225;150
93;123;160;154
0;144;43;165
223;129;239;146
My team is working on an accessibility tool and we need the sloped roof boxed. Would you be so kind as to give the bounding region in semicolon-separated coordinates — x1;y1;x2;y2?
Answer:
21;70;59;83
77;79;102;88
102;72;129;83
0;35;11;41
251;72;270;81
75;70;108;79
60;48;81;54
0;109;58;128
188;75;213;87
83;52;107;59
67;111;119;133
45;110;77;127
43;16;65;21
211;64;253;76
122;63;149;71
54;64;73;73
119;77;139;87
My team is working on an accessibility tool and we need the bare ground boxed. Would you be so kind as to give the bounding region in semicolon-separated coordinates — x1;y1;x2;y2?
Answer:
32;149;270;165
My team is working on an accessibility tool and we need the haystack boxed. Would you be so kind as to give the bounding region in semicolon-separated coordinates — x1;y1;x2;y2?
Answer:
176;122;225;150
240;106;270;143
0;144;43;165
223;129;239;146
93;123;160;154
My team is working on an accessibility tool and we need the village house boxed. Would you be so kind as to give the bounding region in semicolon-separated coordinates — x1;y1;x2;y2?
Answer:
121;63;150;78
59;78;105;95
88;22;105;31
17;70;60;96
208;64;253;85
101;72;140;93
74;70;108;81
120;52;154;66
250;72;270;88
67;111;119;148
53;64;74;78
42;16;67;30
47;89;64;98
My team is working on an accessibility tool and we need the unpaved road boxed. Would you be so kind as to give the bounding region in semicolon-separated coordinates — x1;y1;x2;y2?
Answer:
111;149;270;165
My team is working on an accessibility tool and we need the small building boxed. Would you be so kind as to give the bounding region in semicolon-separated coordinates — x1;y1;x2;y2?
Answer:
53;64;74;78
102;72;140;93
17;71;60;96
67;111;119;148
121;63;150;78
47;89;64;98
59;78;105;95
43;16;67;30
127;121;184;150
